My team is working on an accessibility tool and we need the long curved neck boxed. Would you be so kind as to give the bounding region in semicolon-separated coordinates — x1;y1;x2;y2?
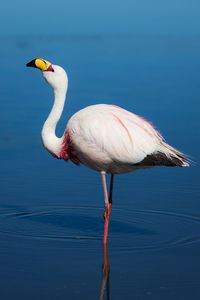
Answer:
41;87;67;156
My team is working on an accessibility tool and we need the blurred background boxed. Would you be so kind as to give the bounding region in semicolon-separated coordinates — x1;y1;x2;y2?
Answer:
1;0;200;36
0;1;200;299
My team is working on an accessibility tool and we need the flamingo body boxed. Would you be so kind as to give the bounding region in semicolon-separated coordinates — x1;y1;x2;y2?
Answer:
64;104;188;174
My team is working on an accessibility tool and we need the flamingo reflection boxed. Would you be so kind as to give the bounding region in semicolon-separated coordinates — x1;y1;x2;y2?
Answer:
99;243;110;300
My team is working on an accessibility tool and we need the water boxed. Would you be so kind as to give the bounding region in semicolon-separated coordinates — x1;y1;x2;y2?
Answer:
0;35;199;299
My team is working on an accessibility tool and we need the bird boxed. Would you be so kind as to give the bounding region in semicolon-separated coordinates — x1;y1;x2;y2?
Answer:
26;58;189;244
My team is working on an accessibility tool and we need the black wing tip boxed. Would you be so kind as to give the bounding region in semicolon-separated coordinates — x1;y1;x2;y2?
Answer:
135;151;190;167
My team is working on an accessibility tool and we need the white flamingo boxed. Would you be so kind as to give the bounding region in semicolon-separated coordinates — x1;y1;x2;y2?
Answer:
26;58;189;244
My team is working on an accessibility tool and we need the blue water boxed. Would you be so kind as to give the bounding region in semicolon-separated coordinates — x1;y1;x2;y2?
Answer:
0;35;200;299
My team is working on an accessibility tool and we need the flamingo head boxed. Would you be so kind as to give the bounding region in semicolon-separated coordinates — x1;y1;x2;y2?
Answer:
26;58;68;91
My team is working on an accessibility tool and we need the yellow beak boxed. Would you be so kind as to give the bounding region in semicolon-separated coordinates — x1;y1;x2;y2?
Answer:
26;58;52;71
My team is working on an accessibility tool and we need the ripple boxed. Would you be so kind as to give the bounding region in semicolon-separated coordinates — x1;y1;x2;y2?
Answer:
0;206;200;252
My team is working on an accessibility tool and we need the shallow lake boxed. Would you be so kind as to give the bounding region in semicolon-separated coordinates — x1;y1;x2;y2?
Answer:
0;34;199;299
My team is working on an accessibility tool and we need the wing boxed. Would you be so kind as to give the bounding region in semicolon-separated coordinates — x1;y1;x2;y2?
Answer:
67;104;163;165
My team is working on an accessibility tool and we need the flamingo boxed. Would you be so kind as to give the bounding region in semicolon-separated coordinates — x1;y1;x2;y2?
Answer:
26;58;189;244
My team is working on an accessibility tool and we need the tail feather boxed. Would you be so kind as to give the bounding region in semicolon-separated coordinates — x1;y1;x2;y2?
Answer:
159;142;189;167
135;142;190;167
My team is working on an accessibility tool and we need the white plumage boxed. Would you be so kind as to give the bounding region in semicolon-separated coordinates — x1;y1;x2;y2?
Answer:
67;104;188;173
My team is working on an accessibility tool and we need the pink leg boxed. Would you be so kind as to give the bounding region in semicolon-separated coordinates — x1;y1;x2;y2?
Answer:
101;172;112;244
101;172;109;209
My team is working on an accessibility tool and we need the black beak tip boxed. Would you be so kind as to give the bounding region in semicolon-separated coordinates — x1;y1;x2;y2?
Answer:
26;59;37;68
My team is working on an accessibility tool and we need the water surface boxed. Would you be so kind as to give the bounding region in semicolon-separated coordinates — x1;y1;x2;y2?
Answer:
0;35;199;299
